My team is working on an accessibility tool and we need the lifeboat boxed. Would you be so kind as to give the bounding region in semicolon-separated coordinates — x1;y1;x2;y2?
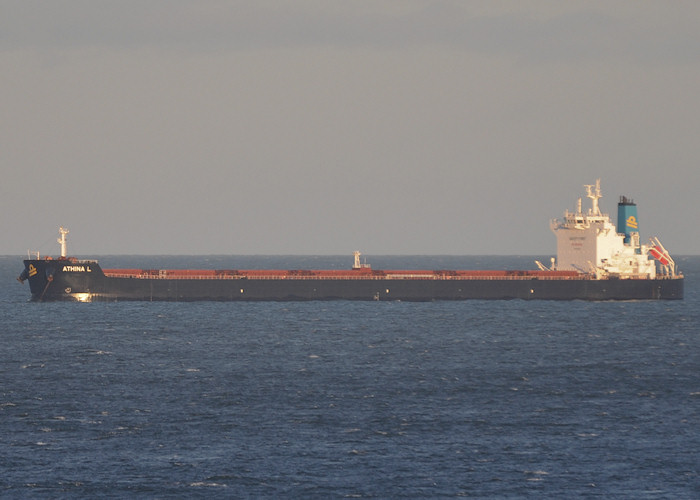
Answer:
649;246;671;266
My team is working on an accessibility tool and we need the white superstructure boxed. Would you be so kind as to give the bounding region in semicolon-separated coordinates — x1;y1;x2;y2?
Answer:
549;180;676;279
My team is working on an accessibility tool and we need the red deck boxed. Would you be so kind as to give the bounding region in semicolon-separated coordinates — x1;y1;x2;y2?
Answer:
102;268;582;280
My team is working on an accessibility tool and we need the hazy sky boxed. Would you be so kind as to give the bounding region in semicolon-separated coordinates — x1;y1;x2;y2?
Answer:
2;1;699;256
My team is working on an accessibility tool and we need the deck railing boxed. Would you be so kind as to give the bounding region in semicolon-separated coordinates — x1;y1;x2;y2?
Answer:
102;272;601;281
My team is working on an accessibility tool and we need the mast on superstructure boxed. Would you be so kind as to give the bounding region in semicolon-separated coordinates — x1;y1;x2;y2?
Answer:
584;179;602;215
58;227;69;258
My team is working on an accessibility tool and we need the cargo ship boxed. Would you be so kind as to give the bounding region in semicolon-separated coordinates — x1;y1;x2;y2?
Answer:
18;180;683;302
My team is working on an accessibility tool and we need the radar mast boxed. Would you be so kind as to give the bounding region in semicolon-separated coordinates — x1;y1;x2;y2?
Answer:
584;178;602;215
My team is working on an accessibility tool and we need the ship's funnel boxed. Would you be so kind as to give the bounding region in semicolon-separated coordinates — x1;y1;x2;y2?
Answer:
617;196;638;244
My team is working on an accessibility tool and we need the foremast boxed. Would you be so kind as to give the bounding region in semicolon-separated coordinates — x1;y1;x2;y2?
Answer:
549;180;679;279
58;227;69;258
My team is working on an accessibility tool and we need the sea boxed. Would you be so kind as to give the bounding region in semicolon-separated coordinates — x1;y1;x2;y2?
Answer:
2;255;698;499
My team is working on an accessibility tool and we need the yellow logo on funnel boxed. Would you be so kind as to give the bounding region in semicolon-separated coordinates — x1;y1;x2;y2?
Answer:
626;215;638;229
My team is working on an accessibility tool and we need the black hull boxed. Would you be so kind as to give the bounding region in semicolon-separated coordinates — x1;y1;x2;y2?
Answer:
20;260;684;302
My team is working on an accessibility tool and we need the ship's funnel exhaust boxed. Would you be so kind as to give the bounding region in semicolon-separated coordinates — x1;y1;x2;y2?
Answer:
617;196;638;245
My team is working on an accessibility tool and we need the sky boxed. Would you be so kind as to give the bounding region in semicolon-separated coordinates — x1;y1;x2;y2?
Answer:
2;1;699;256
